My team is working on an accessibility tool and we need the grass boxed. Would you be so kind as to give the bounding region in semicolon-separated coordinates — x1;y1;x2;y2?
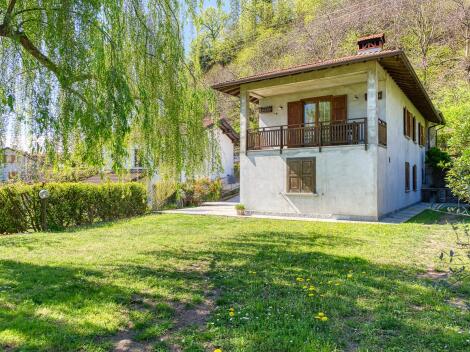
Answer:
0;213;469;351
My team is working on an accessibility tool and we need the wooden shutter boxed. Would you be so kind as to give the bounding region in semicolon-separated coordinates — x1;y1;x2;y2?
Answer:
332;95;347;123
287;101;303;126
405;162;410;191
417;122;421;145
412;165;417;191
403;107;407;136
287;159;301;193
287;158;316;193
301;159;316;193
412;116;416;142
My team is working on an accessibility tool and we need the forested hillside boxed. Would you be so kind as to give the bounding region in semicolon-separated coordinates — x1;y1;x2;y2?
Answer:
193;0;469;142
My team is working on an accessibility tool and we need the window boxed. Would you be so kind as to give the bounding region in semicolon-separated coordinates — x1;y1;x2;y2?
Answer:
405;162;410;192
418;123;425;146
412;116;416;142
412;165;417;191
302;97;332;126
133;148;142;168
8;171;18;180
287;158;316;193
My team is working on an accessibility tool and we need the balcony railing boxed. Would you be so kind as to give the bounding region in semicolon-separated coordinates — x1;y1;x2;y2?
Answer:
247;118;368;151
378;118;387;146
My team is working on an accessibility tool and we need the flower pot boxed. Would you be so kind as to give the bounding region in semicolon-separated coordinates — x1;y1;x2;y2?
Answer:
236;209;245;216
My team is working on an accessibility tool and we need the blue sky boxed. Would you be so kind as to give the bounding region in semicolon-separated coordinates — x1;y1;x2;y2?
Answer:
183;0;231;51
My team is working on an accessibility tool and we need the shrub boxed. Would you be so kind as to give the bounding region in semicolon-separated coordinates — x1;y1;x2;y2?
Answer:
0;182;147;234
235;204;245;211
425;147;451;169
152;179;177;210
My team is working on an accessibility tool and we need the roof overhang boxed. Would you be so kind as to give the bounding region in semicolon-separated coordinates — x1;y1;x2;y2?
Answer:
211;50;443;124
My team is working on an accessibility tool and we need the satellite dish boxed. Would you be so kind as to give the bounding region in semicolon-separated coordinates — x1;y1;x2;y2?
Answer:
38;189;50;200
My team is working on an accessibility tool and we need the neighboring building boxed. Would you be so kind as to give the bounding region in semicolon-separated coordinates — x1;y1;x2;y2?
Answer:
84;117;239;185
203;117;240;183
1;147;39;183
212;34;443;221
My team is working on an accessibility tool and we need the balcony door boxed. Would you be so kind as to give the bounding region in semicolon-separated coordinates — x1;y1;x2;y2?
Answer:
287;95;347;147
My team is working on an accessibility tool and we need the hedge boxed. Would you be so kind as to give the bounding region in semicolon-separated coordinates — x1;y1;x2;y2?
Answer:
0;182;147;234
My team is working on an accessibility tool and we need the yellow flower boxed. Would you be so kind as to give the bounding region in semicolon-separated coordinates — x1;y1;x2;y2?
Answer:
308;293;315;297
314;312;328;321
248;271;256;274
229;311;235;317
302;285;307;289
306;278;311;281
214;349;222;352
308;286;316;291
229;307;235;311
296;277;304;282
347;273;353;279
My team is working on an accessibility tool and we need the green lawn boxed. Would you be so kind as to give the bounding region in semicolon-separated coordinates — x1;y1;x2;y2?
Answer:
0;213;469;351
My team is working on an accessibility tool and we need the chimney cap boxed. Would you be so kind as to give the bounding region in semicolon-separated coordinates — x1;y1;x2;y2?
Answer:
357;33;386;54
357;33;385;42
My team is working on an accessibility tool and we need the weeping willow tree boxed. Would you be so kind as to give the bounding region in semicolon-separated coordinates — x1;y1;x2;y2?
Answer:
0;0;215;177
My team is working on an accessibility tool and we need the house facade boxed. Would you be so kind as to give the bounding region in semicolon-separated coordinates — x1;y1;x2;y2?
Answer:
212;34;443;221
1;147;39;183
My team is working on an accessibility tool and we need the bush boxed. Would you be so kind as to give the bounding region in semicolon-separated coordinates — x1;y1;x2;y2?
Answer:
425;147;451;169
152;177;222;209
0;182;147;234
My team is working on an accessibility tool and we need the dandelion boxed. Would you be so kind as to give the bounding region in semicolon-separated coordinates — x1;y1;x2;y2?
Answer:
308;293;315;297
229;311;235;317
296;277;304;282
347;273;353;279
302;285;307;289
214;349;222;352
308;286;316;291
315;312;328;321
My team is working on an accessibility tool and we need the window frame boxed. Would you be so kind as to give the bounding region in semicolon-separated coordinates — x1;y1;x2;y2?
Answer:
286;157;316;194
405;162;410;192
301;95;333;127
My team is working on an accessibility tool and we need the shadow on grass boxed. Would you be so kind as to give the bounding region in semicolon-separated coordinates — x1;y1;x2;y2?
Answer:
0;228;469;351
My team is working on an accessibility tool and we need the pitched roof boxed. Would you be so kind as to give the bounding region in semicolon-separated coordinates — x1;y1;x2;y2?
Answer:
204;117;240;144
211;50;443;124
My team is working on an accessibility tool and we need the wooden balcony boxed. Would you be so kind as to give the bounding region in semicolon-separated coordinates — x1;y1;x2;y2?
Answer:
247;118;369;151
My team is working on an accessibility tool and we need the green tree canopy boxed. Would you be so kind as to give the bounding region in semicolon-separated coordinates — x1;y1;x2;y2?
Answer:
0;0;214;176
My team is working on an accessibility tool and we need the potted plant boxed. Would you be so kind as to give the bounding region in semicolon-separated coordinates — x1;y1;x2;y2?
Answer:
235;203;246;216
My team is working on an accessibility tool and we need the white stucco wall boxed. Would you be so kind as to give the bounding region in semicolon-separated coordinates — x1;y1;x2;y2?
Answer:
378;73;427;215
208;128;235;181
241;145;378;220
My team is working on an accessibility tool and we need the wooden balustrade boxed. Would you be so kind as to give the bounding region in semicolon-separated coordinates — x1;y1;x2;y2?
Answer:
247;118;368;151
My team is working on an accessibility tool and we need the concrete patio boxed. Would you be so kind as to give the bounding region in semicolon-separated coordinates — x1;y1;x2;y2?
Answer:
162;199;430;224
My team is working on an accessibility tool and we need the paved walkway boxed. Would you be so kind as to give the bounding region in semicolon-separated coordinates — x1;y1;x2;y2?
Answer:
380;202;430;224
162;201;430;224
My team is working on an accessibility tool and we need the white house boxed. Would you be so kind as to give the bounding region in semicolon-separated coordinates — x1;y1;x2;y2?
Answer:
85;117;239;185
212;34;443;221
203;117;239;183
1;147;39;183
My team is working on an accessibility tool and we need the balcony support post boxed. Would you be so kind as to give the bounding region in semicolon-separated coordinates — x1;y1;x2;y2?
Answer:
280;125;283;154
367;63;379;148
240;88;249;155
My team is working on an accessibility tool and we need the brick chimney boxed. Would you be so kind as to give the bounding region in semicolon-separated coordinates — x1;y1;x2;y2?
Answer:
357;33;385;54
